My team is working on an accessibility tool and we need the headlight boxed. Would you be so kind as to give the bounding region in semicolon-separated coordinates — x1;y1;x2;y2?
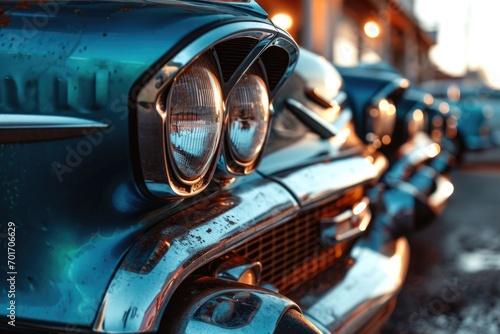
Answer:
134;28;299;200
406;109;426;138
166;54;224;182
224;73;270;172
366;98;396;146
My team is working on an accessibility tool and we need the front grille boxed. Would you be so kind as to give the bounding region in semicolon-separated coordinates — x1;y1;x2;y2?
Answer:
215;37;259;82
260;46;289;90
234;187;364;295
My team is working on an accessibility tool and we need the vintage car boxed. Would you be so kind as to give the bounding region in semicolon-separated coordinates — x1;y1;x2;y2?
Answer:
337;62;455;231
1;1;452;333
421;80;496;153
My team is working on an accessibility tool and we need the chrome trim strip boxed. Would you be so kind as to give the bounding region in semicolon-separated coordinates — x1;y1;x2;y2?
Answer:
303;237;410;333
285;98;338;139
0;114;109;143
272;155;384;207
320;197;371;246
93;180;299;333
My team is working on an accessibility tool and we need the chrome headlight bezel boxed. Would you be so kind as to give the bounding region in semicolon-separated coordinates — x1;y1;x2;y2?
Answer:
132;23;299;199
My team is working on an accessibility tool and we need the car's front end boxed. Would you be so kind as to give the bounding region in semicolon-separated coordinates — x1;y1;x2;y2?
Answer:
0;2;451;333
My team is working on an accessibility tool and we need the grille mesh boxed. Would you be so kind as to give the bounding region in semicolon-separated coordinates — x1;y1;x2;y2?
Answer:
215;37;259;82
234;187;364;295
260;46;289;90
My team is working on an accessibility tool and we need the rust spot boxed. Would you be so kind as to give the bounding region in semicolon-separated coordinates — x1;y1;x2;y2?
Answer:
120;7;133;12
74;8;83;14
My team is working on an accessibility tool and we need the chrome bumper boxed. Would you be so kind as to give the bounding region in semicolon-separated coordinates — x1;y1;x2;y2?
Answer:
92;135;449;333
300;230;410;333
382;132;455;233
94;154;385;333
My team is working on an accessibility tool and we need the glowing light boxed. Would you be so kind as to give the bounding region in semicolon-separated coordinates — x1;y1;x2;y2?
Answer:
378;99;389;112
439;102;450;114
447;84;461;102
424;94;434;105
382;135;392;145
353;201;368;216
413;109;424;122
387;103;396;116
426;143;441;158
364;21;381;39
271;13;293;30
400;79;410;89
359;216;371;232
429;178;454;211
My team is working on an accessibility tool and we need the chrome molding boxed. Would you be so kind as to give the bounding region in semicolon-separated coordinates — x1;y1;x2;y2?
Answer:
0;114;109;143
320;197;371;246
212;253;263;285
93;180;299;333
272;155;386;207
285;98;338;139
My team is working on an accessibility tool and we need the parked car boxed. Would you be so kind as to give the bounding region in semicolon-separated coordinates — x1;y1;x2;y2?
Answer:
422;80;496;152
0;2;451;334
337;62;455;231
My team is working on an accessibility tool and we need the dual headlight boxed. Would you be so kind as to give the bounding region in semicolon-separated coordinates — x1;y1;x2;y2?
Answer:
134;25;298;200
165;54;270;184
142;51;272;197
366;98;397;147
406;108;427;139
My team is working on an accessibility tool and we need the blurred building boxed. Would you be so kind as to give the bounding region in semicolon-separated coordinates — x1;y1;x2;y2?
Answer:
258;0;436;83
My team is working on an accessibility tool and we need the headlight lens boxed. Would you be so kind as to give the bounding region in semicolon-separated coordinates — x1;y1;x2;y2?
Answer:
166;56;224;181
367;98;396;145
407;109;426;138
226;73;269;164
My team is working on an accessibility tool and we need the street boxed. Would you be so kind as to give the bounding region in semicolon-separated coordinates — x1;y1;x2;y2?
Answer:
385;147;500;334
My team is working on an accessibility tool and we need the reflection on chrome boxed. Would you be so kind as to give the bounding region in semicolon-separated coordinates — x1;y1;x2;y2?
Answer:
302;232;410;333
94;181;299;333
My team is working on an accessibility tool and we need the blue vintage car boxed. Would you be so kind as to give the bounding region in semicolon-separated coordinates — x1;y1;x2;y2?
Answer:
0;2;452;333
